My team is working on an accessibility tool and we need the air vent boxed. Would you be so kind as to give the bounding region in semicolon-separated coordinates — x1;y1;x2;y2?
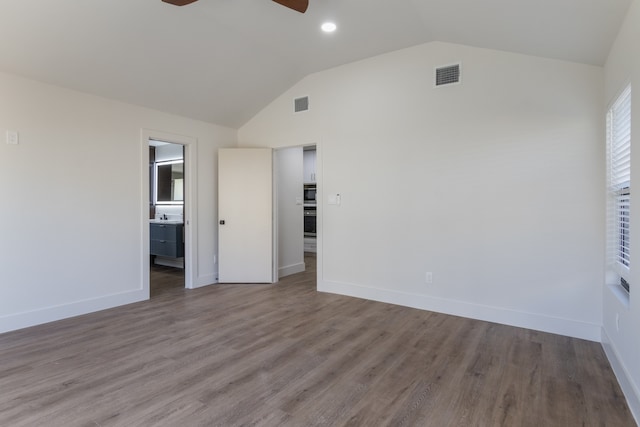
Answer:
621;277;630;293
294;96;309;113
435;64;461;87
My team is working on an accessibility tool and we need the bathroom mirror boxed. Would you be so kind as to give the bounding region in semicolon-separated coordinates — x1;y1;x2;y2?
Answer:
155;160;184;204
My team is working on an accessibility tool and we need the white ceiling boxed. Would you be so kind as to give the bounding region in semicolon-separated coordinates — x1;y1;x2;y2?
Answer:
0;0;631;128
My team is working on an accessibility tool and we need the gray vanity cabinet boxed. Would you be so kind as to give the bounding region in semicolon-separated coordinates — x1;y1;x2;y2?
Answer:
150;223;184;258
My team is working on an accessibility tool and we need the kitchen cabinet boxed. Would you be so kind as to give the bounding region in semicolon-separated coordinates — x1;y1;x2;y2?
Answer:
150;223;184;258
303;149;316;183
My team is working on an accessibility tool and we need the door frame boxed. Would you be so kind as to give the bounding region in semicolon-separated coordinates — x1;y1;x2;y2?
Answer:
141;129;198;294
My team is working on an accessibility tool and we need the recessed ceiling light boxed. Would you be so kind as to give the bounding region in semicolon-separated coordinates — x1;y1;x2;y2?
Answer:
321;22;337;33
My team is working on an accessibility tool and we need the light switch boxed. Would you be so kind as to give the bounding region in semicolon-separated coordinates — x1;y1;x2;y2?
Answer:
295;196;303;205
328;193;341;205
6;131;19;145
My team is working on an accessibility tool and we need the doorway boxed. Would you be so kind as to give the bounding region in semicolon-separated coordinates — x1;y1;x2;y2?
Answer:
141;129;197;299
216;144;319;285
274;144;316;281
149;140;185;296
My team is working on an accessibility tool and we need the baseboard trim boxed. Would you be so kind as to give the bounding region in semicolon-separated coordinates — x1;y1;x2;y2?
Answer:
279;262;306;278
0;289;147;334
318;279;601;342
602;327;640;425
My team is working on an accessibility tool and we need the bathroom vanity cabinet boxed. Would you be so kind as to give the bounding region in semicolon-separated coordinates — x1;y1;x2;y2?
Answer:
150;222;184;258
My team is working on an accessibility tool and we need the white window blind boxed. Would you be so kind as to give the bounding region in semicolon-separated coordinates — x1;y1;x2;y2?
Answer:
607;85;632;279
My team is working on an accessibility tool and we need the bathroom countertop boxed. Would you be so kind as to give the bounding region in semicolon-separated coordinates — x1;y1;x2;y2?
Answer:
149;219;184;225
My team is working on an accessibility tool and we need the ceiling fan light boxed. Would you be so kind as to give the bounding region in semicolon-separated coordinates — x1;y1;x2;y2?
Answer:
321;22;337;33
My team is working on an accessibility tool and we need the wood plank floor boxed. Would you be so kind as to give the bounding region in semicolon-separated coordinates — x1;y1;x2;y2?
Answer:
0;254;635;426
149;262;185;298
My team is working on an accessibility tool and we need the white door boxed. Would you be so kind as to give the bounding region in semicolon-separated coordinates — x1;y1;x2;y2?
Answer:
218;148;274;283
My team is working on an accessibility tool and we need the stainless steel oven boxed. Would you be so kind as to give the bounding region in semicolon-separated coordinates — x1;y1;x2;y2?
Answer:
304;207;316;237
303;184;316;204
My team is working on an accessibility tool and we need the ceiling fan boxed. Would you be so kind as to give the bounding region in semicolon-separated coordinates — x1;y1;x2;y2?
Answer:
162;0;308;13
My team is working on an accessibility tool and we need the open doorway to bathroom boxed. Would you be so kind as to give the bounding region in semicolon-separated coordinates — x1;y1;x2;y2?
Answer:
149;139;186;297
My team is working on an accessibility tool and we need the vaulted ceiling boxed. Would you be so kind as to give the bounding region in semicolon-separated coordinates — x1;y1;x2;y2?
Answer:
0;0;631;128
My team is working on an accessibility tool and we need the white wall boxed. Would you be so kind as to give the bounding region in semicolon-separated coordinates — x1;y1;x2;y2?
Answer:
603;0;640;421
275;147;305;277
239;41;605;341
0;71;236;333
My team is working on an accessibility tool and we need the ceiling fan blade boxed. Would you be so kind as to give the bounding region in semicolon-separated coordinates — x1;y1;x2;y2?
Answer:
272;0;308;13
162;0;199;6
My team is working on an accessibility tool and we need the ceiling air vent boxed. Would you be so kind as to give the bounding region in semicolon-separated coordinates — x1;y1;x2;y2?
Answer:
435;63;461;87
294;96;309;113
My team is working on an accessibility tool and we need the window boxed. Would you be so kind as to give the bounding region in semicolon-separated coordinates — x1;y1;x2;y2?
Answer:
607;85;631;293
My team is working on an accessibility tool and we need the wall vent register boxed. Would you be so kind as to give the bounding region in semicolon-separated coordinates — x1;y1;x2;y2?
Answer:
435;64;461;86
294;96;309;113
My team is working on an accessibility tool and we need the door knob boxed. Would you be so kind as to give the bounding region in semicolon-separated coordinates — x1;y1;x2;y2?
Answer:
219;220;225;225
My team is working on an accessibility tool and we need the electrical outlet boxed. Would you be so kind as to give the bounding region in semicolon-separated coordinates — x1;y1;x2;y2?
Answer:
425;272;433;284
